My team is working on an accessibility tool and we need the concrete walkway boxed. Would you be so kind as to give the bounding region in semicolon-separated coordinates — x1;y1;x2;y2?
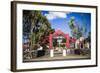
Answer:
23;54;90;62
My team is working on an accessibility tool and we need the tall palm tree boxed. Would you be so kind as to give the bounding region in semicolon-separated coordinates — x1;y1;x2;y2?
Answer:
68;16;84;39
69;16;75;29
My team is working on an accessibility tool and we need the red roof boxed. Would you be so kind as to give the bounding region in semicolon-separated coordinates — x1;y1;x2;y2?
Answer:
53;30;65;36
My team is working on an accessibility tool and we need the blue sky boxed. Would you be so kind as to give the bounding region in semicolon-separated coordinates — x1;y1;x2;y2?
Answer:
41;11;91;37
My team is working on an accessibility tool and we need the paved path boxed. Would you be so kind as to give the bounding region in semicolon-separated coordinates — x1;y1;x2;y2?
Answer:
24;54;90;62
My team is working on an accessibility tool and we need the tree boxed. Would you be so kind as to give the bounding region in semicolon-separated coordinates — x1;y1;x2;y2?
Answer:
23;10;32;34
69;16;75;29
68;16;86;39
23;10;55;50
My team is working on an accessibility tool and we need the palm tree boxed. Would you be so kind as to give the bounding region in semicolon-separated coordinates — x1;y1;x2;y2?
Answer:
69;16;78;38
69;16;75;29
68;16;84;39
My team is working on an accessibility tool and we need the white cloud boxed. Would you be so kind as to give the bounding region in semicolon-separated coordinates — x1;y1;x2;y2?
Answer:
45;13;56;20
45;12;70;20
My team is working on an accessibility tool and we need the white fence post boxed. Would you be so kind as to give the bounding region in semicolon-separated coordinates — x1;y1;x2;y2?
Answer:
63;49;66;56
50;49;54;57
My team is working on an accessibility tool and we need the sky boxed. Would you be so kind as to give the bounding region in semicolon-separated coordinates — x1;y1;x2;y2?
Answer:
41;11;91;37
